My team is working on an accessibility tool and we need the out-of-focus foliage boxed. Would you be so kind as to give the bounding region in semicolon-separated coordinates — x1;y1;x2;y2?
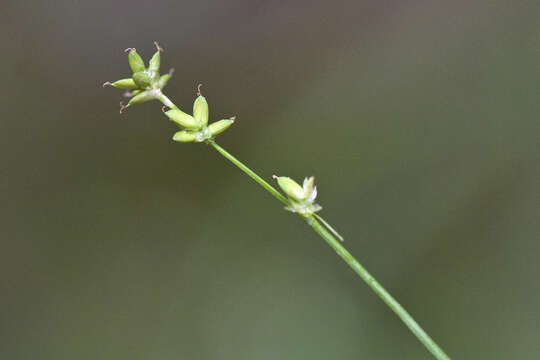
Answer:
1;1;539;359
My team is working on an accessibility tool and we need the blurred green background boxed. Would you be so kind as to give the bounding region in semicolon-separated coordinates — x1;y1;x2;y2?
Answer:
2;1;539;359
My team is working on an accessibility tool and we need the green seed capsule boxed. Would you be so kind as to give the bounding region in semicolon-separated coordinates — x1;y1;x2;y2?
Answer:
193;95;209;127
132;71;152;89
127;49;145;73
208;119;234;136
276;177;306;202
110;78;137;90
165;109;200;130
172;130;198;142
158;74;171;89
148;51;160;73
127;90;154;106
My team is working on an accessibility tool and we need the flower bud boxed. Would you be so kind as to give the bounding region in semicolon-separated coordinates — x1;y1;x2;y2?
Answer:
132;71;152;89
208;119;234;137
165;109;200;130
127;90;155;106
173;130;198;142
158;74;171;89
193;95;209;127
127;49;145;73
276;176;306;202
109;78;137;90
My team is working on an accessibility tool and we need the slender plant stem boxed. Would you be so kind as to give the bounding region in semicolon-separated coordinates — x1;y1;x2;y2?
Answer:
307;216;451;360
158;96;451;360
206;139;289;205
207;139;451;360
157;92;178;110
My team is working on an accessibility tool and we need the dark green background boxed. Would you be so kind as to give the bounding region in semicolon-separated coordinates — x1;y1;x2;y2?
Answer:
2;1;539;359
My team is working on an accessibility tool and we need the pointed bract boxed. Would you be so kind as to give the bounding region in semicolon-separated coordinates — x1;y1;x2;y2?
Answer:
132;71;152;89
128;49;145;73
165;109;200;130
158;74;171;89
276;177;306;202
193;95;209;127
127;90;155;106
148;51;160;73
308;186;317;202
173;130;198;142
303;176;315;198
208;119;234;137
110;78;137;90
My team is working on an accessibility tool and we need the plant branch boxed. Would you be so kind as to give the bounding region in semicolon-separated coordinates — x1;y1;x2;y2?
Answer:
157;93;451;360
206;139;289;205
207;139;451;360
157;91;178;110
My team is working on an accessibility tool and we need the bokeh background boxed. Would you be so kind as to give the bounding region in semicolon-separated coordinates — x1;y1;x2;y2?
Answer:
2;1;539;359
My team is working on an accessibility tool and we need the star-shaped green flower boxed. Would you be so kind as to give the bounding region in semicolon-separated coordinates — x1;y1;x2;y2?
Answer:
164;85;235;143
273;175;322;215
103;42;173;113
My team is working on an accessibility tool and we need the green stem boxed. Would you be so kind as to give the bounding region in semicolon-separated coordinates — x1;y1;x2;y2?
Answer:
206;139;289;205
207;140;451;360
157;95;451;360
157;91;178;110
307;215;451;360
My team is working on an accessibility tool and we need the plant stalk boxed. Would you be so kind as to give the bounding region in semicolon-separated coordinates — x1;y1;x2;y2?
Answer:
206;139;451;360
157;92;178;110
307;215;451;360
205;139;289;205
159;97;451;360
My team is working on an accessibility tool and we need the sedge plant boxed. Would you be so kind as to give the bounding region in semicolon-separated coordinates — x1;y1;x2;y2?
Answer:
103;42;452;360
